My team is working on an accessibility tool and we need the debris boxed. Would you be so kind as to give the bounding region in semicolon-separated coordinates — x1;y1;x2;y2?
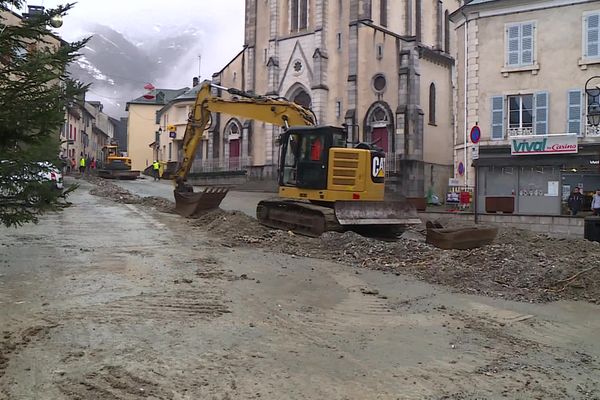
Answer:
360;288;380;296
187;210;600;303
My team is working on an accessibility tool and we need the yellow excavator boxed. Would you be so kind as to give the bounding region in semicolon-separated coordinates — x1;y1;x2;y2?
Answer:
173;81;419;236
97;145;140;180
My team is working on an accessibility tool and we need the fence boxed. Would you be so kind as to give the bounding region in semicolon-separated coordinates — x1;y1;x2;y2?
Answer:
191;157;251;174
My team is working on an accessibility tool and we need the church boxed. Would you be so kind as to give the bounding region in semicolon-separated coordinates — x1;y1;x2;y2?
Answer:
200;0;460;198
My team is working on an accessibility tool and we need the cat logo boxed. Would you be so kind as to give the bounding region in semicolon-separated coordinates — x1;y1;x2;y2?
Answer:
371;156;385;179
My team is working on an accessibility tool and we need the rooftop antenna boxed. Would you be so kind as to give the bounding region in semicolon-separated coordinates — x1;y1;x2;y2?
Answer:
198;54;202;81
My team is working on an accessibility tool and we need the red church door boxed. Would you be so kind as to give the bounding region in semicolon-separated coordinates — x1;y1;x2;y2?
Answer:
229;139;240;170
371;127;389;153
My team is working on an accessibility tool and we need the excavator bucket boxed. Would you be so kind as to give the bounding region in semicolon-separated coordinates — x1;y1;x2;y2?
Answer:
174;187;229;217
334;200;421;227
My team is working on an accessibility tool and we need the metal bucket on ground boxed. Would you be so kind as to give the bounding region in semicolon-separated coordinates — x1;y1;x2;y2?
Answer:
174;187;228;217
334;200;421;226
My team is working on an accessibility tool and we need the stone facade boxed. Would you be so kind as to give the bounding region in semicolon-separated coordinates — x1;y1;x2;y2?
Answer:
452;0;600;216
207;0;461;196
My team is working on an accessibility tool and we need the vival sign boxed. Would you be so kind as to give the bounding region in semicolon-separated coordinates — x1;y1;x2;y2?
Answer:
511;135;578;156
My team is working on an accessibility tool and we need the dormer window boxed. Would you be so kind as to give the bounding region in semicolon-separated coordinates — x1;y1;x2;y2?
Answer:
290;0;308;32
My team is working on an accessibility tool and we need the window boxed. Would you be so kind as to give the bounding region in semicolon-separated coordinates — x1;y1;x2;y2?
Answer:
584;12;600;59
290;0;308;32
428;83;436;125
335;101;342;118
372;74;386;92
292;90;311;109
380;0;388;27
336;32;342;50
534;92;548;135
444;10;450;53
508;94;533;134
491;96;505;140
376;43;384;60
568;90;582;135
506;22;535;67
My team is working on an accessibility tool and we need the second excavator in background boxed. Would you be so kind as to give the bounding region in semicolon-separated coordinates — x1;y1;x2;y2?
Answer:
172;81;419;237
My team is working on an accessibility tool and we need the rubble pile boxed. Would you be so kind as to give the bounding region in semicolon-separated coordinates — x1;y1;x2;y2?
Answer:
197;210;600;303
86;179;600;303
88;179;175;213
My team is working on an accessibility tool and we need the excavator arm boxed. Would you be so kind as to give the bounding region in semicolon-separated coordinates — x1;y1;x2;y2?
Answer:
173;81;316;216
175;82;316;187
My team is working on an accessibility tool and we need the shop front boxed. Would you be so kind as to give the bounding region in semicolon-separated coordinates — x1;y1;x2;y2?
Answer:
475;139;600;216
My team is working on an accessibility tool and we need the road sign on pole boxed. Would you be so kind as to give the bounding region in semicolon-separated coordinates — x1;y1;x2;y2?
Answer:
470;125;481;144
471;144;480;160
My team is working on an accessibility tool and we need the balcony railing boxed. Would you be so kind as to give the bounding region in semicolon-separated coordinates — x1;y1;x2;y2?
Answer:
585;124;600;137
191;157;251;173
507;127;534;136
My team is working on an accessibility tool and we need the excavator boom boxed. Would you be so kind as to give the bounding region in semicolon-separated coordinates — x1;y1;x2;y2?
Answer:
173;81;315;217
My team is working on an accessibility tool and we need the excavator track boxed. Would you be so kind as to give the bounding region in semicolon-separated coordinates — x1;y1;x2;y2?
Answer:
256;199;342;237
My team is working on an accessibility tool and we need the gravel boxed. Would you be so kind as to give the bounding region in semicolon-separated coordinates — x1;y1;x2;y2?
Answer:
86;179;600;303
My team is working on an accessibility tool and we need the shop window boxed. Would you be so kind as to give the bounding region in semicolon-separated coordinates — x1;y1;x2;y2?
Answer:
508;94;533;135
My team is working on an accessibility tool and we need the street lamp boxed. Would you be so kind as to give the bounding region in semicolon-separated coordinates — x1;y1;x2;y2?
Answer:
589;102;600;127
585;76;600;127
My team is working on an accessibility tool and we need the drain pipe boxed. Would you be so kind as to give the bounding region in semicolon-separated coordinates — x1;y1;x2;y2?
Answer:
462;9;469;187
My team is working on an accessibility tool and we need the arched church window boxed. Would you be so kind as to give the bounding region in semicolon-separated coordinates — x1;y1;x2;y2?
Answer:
429;83;436;125
292;90;311;109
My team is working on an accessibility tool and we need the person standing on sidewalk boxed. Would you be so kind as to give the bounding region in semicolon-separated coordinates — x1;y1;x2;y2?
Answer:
79;155;86;176
152;160;160;181
567;187;584;216
592;189;600;216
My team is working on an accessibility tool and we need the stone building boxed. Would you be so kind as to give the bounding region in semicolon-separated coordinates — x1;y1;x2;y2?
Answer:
204;0;461;197
452;0;600;215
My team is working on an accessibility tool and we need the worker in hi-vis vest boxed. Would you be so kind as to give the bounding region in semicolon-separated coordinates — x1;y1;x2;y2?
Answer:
79;156;86;176
152;160;160;181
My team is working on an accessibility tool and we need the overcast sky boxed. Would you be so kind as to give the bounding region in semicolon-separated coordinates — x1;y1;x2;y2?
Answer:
18;0;246;84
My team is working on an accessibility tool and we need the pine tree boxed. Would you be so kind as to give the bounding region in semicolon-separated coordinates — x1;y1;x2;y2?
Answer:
0;1;88;227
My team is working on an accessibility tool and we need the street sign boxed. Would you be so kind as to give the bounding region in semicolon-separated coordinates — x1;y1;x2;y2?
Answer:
458;162;465;176
470;125;481;144
471;144;480;160
448;178;460;186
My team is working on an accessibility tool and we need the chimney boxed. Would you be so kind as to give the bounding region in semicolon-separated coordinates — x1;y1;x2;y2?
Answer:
192;77;199;87
23;5;45;19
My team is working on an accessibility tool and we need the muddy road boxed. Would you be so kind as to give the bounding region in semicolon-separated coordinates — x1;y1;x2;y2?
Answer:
0;179;599;399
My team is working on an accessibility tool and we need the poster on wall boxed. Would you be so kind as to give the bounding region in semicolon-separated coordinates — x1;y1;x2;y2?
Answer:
547;181;559;197
562;185;571;201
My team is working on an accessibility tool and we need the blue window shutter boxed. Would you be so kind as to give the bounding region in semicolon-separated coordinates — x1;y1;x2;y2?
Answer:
521;23;534;65
567;90;582;135
507;25;520;66
587;14;600;58
534;92;548;135
491;96;505;140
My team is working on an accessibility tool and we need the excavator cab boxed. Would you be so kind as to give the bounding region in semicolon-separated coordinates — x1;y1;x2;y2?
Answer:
279;126;346;190
254;125;420;236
